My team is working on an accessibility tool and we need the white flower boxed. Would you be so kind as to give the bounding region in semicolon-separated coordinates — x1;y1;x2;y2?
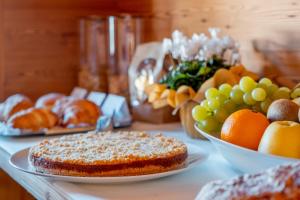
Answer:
208;28;221;39
163;28;240;62
172;30;186;45
221;36;235;49
191;33;207;48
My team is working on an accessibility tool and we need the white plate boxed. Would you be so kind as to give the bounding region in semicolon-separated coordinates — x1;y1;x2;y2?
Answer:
0;122;95;137
194;124;299;173
9;143;208;184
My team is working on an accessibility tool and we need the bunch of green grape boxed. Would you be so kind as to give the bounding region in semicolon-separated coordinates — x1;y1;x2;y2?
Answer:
192;76;300;133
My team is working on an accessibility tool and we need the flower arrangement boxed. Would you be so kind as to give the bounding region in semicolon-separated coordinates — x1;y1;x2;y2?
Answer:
160;28;240;91
144;28;259;138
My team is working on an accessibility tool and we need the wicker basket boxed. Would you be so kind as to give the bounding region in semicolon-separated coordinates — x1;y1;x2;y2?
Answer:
179;100;206;139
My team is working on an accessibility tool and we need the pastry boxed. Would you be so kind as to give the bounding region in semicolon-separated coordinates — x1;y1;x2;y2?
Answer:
35;93;66;109
196;162;300;200
7;108;59;131
0;94;33;121
29;131;188;176
52;98;101;127
51;96;76;118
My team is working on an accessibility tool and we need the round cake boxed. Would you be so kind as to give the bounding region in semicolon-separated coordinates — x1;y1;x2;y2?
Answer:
29;131;188;176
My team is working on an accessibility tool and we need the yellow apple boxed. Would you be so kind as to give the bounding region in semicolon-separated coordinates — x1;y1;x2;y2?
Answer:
258;121;300;159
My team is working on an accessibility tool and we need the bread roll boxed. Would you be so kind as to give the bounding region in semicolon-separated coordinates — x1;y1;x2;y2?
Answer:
0;94;33;121
52;98;101;127
35;93;66;109
51;96;77;118
7;108;58;131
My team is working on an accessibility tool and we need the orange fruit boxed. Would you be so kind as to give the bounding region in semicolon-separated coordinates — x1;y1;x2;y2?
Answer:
221;109;270;150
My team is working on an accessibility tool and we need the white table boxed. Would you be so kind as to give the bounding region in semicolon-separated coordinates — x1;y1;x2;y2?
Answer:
0;122;241;200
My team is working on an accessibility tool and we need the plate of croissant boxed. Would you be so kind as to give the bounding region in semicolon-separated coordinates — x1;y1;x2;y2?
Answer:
0;93;102;136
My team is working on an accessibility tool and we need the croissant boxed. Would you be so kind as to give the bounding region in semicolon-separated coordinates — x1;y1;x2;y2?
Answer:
35;93;66;109
52;99;101;127
0;94;33;121
51;96;78;118
7;108;59;131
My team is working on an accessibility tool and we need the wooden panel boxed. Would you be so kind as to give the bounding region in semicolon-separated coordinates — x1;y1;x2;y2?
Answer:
0;0;121;100
3;9;80;99
122;0;300;77
0;0;299;101
0;0;4;99
4;0;117;10
0;0;153;100
147;0;300;76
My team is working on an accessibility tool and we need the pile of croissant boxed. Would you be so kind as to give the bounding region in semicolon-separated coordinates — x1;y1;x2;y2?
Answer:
0;93;101;131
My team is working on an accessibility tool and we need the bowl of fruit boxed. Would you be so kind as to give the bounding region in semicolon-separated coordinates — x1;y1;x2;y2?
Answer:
193;76;300;173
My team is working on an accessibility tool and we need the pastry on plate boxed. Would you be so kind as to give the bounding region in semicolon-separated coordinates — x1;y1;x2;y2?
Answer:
7;108;59;131
52;98;101;127
29;131;188;176
51;96;76;117
0;94;33;121
35;93;66;109
196;162;300;200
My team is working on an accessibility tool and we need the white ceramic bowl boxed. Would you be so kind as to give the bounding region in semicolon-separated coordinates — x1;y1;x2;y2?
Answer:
194;124;299;173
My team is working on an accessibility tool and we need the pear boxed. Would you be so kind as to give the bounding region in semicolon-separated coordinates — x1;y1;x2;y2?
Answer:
267;99;299;122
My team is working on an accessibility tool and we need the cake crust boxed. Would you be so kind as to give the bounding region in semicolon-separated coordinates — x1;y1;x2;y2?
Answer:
29;131;188;176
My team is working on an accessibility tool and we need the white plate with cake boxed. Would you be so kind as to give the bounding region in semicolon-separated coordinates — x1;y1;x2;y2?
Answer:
9;131;208;183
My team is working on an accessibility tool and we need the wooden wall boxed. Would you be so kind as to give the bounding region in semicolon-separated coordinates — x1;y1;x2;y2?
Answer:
145;0;300;85
0;0;299;100
0;0;117;100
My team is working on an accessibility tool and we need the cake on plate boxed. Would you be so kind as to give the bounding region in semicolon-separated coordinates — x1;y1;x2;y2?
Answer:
29;131;188;176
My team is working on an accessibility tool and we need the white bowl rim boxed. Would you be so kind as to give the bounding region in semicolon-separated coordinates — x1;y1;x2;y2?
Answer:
194;123;299;162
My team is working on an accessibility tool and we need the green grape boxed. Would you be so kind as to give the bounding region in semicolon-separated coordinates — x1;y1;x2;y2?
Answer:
280;87;291;93
223;100;237;114
205;88;219;100
259;78;272;86
252;102;262;112
251;88;266;101
208;99;220;110
216;94;227;104
267;84;279;96
219;84;232;98
192;105;208;121
291;88;300;99
256;83;268;91
272;88;290;100
260;98;272;113
239;76;257;93
232;85;240;90
214;108;229;123
201;117;220;133
243;92;256;105
200;100;209;109
230;88;244;104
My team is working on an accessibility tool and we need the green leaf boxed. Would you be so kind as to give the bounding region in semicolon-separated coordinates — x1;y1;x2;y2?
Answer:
159;55;227;91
